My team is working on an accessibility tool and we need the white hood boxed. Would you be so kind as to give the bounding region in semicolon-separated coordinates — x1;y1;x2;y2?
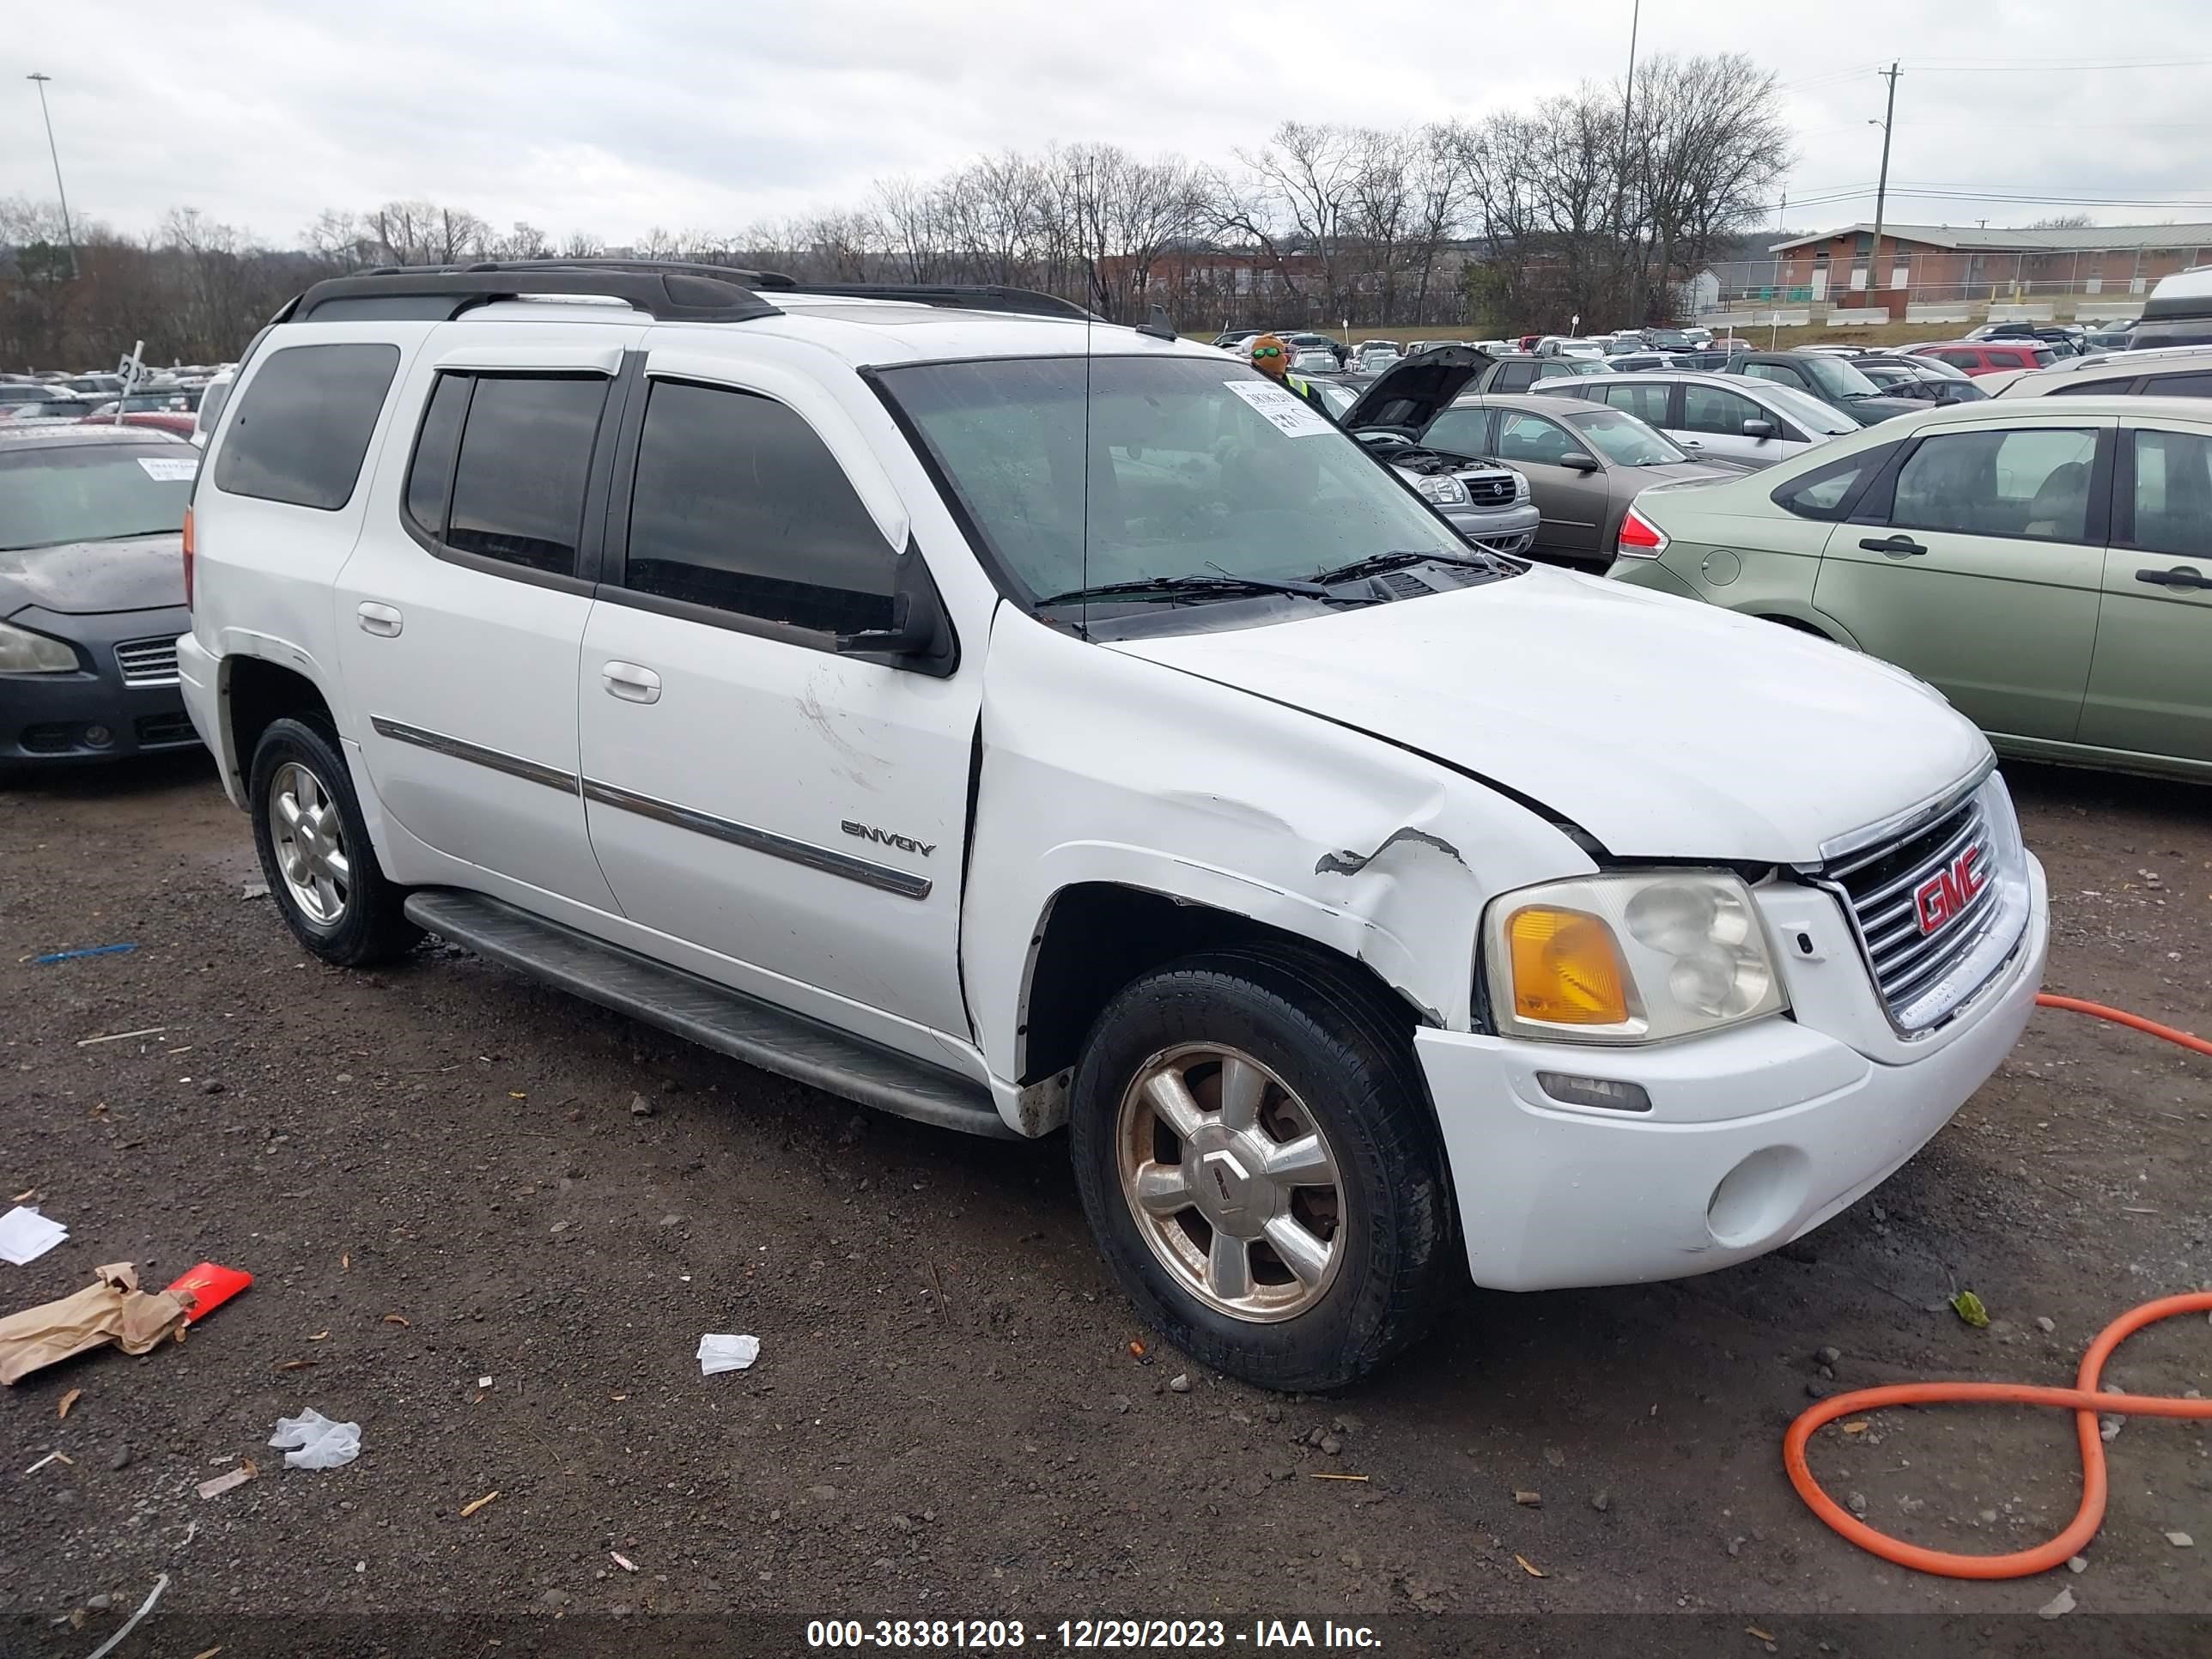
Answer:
1109;566;1991;864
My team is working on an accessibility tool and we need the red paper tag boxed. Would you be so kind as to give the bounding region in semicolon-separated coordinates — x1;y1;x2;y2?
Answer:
164;1261;252;1322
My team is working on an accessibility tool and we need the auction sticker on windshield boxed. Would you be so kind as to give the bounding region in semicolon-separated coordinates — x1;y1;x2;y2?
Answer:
136;457;199;482
1224;380;1336;438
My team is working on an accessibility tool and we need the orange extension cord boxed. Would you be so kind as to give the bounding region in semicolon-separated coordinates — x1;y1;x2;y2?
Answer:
1784;994;2212;1579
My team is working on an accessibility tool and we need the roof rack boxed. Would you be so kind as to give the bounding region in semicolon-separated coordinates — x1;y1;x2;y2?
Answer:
282;264;1101;328
790;283;1097;322
287;260;794;325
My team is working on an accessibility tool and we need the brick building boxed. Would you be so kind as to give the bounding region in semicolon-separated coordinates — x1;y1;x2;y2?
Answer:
1766;222;2212;307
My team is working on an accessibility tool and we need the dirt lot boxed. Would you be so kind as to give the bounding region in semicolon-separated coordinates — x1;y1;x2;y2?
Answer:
2;752;2207;1654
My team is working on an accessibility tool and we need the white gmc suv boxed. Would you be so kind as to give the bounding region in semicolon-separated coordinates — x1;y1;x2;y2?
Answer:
181;263;2049;1389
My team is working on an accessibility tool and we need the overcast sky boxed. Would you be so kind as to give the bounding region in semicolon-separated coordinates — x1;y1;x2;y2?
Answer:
9;1;2212;246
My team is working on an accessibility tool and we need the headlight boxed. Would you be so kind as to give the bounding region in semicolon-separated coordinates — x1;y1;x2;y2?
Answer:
1415;472;1470;507
1511;471;1532;500
1483;871;1787;1043
0;620;79;675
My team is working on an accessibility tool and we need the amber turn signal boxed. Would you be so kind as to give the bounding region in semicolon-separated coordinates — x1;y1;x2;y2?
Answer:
1507;905;1631;1024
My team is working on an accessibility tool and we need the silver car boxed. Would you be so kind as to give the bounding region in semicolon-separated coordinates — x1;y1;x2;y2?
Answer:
1535;369;1858;470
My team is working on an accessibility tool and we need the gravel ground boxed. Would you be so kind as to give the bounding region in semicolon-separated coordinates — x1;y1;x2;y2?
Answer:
1;753;2206;1655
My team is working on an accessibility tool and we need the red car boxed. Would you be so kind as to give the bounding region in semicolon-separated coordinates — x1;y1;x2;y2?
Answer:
1902;340;2059;377
75;410;198;439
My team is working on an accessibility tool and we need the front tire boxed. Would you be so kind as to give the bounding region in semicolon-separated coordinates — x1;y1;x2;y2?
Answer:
248;717;419;967
1070;947;1455;1391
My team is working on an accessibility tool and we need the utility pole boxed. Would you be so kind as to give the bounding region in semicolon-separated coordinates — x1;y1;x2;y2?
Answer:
1868;62;1900;303
26;73;78;279
1620;0;1643;321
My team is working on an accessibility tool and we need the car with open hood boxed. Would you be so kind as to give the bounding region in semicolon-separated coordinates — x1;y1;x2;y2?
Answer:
0;425;200;770
1306;347;1540;555
180;261;2048;1391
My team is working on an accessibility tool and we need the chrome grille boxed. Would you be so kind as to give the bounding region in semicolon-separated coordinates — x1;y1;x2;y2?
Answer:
1821;792;2002;1030
1464;475;1516;507
114;636;179;686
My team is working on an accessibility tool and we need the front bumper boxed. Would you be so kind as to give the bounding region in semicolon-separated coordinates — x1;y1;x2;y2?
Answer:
0;605;198;766
1440;499;1540;555
1418;854;2047;1291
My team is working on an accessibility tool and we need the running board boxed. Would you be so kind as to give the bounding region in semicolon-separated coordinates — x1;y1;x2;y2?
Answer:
402;889;1014;1139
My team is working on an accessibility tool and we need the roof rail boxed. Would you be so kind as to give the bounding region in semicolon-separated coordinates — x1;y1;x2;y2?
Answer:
793;283;1097;321
289;261;792;325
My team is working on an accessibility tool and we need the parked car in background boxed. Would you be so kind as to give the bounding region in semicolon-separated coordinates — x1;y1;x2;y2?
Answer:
1290;347;1340;375
1539;369;1857;469
0;425;200;772
1281;331;1350;368
2128;268;2212;350
85;387;203;415
1304;348;1541;555
1473;352;1614;393
1639;329;1697;351
1723;352;1925;424
1990;344;2212;401
1534;336;1607;360
76;410;201;439
1348;341;1403;374
1605;350;1695;374
1969;322;2085;356
0;384;94;417
2084;318;2138;352
1903;341;2058;377
1795;344;1871;358
1607;397;2212;780
1852;359;1991;405
1414;391;1739;562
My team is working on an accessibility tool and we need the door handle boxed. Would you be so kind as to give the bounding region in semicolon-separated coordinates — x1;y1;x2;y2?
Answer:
1859;534;1927;558
1679;437;1705;449
601;661;662;704
356;602;403;637
2136;564;2212;590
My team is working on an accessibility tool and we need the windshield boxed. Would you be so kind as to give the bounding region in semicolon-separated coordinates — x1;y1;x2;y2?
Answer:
880;355;1471;608
1757;384;1861;435
1566;408;1686;466
0;444;196;550
1799;356;1885;399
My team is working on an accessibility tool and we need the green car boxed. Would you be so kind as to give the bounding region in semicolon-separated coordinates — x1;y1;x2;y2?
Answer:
1607;395;2212;781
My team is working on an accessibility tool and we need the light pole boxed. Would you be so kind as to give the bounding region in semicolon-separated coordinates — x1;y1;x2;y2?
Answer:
26;72;79;279
1620;0;1643;321
1867;63;1899;304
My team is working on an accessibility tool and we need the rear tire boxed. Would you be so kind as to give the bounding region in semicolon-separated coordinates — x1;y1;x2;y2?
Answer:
248;717;419;967
1070;946;1455;1391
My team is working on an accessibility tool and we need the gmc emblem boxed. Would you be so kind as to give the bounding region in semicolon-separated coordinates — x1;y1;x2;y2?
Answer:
1914;845;1986;935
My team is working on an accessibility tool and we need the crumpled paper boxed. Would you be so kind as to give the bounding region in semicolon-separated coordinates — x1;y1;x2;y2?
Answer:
697;1333;760;1375
0;1262;188;1385
269;1407;362;1469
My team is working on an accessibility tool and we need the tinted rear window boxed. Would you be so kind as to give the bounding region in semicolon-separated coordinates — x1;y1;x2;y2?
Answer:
212;343;400;510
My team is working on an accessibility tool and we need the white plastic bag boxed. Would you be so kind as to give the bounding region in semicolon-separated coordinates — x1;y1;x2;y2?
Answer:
697;1333;760;1375
269;1407;362;1469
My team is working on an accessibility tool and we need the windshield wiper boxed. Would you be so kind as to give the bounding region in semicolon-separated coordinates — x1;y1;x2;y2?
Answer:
1309;548;1505;586
1033;571;1339;608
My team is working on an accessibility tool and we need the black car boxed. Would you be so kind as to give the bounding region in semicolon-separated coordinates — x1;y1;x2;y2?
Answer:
1718;352;1924;425
0;426;200;772
1850;356;1990;405
1970;321;2086;356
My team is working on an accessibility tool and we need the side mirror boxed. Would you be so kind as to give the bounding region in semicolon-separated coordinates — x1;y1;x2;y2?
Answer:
835;545;958;676
1742;418;1778;441
1560;452;1601;472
